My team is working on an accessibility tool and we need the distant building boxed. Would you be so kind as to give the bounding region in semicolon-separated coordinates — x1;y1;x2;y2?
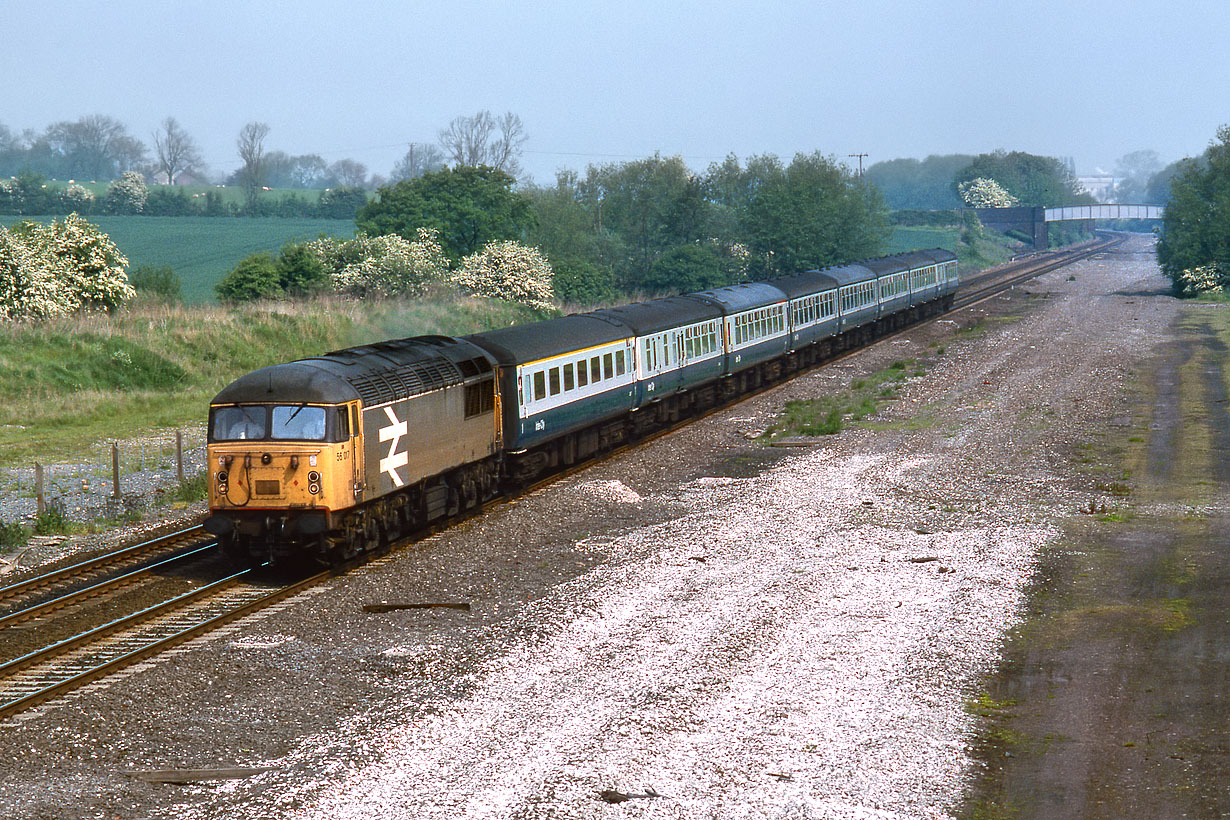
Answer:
1076;175;1117;202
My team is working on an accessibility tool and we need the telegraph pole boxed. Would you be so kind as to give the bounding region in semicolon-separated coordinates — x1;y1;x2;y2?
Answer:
847;153;869;176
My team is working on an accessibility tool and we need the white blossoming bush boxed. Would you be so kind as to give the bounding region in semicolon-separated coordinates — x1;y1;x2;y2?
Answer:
0;226;74;319
104;171;149;214
306;228;450;297
1174;263;1227;297
62;183;96;209
452;240;555;310
22;214;134;313
959;177;1019;208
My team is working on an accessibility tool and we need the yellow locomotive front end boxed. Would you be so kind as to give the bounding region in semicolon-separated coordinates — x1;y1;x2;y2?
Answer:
205;400;362;562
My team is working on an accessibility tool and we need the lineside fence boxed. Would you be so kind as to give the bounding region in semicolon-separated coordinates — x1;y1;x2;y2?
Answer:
1;427;209;524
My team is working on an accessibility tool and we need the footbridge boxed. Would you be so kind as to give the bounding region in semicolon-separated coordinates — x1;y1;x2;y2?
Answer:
973;204;1164;249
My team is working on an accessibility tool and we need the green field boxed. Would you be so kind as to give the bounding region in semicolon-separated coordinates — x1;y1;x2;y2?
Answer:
6;215;356;303
885;226;960;254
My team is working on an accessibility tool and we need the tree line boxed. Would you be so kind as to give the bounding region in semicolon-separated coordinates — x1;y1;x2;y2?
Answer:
212;152;888;305
1157;125;1230;296
867;148;1187;211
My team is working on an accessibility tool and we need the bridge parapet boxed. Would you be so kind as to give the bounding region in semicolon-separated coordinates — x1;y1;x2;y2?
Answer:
1044;204;1164;222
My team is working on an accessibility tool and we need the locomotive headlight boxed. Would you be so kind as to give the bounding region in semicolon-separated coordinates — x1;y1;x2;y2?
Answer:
308;471;320;483
217;470;229;484
261;452;272;465
290;455;300;469
218;483;228;495
309;483;320;495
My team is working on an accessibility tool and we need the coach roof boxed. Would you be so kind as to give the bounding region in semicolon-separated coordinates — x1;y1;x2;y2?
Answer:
467;313;632;366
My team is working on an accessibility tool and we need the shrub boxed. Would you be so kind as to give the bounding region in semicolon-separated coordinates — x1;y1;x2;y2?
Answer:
277;243;329;296
61;183;96;213
643;243;730;294
452;240;554;310
104;171;149;214
958;177;1018;208
32;505;69;535
307;228;451;298
0;519;26;550
317;185;368;219
0;224;73;319
144;187;200;216
215;252;282;302
551;256;618;305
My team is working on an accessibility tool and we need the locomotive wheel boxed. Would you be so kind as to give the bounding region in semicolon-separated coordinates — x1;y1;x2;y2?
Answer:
362;515;384;552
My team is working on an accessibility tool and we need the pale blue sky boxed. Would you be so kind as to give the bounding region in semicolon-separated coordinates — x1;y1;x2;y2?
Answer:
3;0;1227;182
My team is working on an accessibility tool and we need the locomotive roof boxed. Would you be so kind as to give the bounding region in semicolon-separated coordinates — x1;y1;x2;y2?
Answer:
211;335;495;407
588;295;721;334
690;281;788;313
466;314;632;366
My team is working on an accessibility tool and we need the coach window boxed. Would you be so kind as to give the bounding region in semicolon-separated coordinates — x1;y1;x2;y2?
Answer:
615;350;626;375
602;352;612;379
549;367;561;396
563;362;575;391
534;371;546;401
577;360;589;387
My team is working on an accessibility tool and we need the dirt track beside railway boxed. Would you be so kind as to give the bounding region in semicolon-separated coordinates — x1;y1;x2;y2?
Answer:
0;234;1221;819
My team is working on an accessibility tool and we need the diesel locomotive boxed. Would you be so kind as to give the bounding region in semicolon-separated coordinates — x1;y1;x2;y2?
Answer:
205;248;958;563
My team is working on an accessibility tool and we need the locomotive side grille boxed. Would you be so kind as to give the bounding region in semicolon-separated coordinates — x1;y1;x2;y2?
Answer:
345;356;464;405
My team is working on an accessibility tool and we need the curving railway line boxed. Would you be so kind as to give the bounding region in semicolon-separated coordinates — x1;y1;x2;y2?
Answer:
0;234;1126;720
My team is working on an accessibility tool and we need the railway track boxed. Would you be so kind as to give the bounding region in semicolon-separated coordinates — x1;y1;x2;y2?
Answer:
0;234;1118;720
0;561;325;720
0;524;213;615
953;232;1127;309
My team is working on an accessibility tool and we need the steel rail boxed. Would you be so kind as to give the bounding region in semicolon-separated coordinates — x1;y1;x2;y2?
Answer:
0;525;210;606
0;567;327;719
0;542;218;632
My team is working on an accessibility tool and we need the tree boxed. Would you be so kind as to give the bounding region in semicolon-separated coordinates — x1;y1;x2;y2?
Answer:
327;158;368;188
152;117;202;185
438;111;527;177
713;152;888;278
42;115;146;180
0;225;72;319
643;243;730;293
236;122;271;213
356;165;535;261
954;150;1089;208
1112;150;1163;203
581;154;711;286
276;243;328;296
865;155;972;210
390;143;446;181
1156;125;1230;293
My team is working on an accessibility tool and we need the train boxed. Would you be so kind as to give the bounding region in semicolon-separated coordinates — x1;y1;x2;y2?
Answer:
204;248;958;564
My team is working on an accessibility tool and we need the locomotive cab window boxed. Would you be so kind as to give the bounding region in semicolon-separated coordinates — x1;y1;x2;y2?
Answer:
211;404;339;442
271;405;327;441
211;405;266;441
